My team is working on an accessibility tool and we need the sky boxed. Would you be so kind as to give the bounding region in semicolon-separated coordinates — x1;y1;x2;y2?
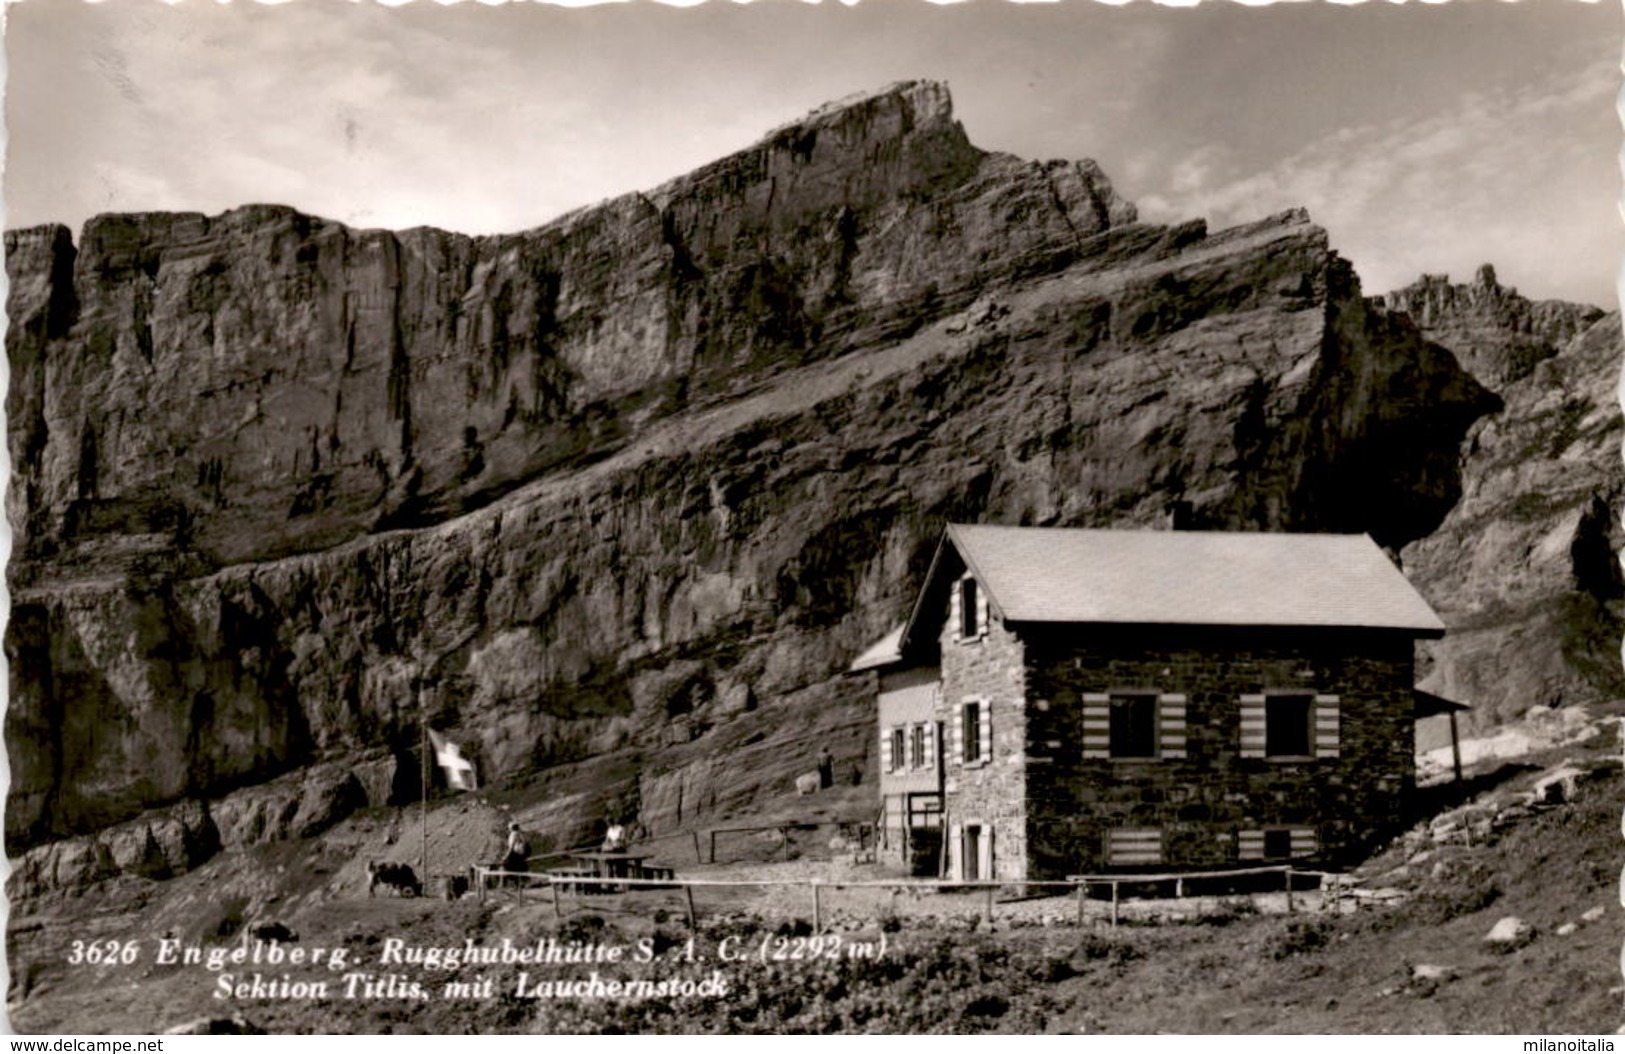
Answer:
4;0;1620;307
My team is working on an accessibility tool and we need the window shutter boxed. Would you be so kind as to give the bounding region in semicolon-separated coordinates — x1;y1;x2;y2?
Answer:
1081;693;1111;759
1157;693;1187;759
880;727;893;773
1313;695;1340;758
975;587;989;639
948;823;962;879
1238;830;1266;861
1289;828;1318;857
948;584;962;641
981;826;995;880
1107;828;1162;866
924;723;937;771
1239;694;1267;758
978;700;992;764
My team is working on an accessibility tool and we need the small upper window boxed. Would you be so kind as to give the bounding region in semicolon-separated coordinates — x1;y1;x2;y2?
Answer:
1266;693;1314;758
959;577;980;638
910;724;926;769
890;727;906;772
962;700;983;764
1109;693;1158;759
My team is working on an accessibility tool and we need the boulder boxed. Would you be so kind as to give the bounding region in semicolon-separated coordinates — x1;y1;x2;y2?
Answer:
1484;915;1535;949
1533;767;1586;805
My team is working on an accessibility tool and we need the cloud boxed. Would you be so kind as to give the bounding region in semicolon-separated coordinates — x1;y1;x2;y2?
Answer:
1137;55;1619;304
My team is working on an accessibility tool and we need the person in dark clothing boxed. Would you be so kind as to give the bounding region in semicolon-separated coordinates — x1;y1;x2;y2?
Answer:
503;821;529;887
817;748;835;789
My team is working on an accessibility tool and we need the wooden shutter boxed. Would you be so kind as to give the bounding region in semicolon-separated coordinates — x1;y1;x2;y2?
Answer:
924;722;937;772
1158;693;1187;759
1239;694;1267;758
974;585;989;639
1289;827;1318;857
1107;828;1162;866
1314;695;1340;758
880;726;894;773
1082;693;1111;759
948;823;962;879
981;826;995;880
1238;830;1266;861
978;700;992;764
948;583;962;641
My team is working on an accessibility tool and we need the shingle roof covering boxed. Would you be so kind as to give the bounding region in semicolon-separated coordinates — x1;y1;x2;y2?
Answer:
849;625;905;672
946;524;1445;634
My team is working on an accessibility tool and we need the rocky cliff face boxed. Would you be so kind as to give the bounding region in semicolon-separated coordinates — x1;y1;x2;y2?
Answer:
1390;270;1622;731
8;81;1577;893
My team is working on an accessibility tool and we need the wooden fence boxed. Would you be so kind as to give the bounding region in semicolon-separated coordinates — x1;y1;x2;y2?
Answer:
471;862;1358;930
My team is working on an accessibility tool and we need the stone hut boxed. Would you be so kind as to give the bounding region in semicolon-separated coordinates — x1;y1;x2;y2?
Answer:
853;524;1448;881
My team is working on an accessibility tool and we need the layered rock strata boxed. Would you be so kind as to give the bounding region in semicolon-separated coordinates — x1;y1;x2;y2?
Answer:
6;81;1536;893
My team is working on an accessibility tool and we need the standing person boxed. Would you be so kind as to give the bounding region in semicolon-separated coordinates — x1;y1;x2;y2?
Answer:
503;821;529;886
818;747;835;790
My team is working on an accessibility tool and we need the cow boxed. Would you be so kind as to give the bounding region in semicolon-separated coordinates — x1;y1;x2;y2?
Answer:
367;861;422;898
795;772;820;796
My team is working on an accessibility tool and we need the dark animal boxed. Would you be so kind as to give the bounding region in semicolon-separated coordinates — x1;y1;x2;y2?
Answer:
367;861;422;898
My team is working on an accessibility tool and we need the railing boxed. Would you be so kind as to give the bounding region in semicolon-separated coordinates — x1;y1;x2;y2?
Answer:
471;862;1358;930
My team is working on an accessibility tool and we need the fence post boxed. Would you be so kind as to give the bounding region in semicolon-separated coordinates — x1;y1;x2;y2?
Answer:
812;882;822;931
709;830;717;864
684;884;697;929
1175;877;1184;900
1284;868;1294;913
476;868;486;904
1075;881;1086;926
691;830;702;864
551;878;561;922
984;884;994;923
1110;881;1119;928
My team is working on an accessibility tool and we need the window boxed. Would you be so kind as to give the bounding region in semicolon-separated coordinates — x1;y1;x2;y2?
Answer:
1082;692;1187;760
960;699;990;766
1106;828;1162;867
1239;827;1318;861
1109;692;1158;758
910;724;926;769
951;575;987;642
1240;693;1340;759
960;577;980;638
1265;693;1313;758
891;727;906;772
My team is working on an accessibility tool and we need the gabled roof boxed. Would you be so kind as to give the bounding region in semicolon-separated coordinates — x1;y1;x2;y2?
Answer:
902;524;1445;643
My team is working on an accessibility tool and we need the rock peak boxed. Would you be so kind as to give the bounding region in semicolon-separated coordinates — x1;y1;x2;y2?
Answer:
766;79;955;138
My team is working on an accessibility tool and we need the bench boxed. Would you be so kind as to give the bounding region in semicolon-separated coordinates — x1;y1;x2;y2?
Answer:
637;865;676;888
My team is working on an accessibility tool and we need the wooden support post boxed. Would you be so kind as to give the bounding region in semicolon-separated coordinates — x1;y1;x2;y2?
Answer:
984;884;994;923
476;868;486;904
1449;710;1464;785
812;882;822;931
551;878;561;921
1284;868;1294;913
708;830;717;865
684;884;697;929
691;830;702;864
1076;882;1086;926
1175;877;1184;899
1110;882;1119;928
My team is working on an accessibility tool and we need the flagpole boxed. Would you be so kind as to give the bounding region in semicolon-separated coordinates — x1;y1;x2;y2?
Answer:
420;682;429;882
